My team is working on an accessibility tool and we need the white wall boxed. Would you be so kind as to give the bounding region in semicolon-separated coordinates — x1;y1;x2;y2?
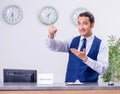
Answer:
0;0;120;83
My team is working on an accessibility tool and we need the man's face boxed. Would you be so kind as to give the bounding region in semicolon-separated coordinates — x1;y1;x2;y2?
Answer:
78;16;94;37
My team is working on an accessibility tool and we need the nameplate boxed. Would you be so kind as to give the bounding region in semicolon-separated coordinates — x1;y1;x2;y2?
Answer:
37;73;53;84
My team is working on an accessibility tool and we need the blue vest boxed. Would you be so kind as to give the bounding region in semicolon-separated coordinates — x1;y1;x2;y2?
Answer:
65;36;101;82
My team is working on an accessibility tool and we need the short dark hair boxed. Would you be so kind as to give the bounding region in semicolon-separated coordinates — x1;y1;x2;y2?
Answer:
79;11;95;23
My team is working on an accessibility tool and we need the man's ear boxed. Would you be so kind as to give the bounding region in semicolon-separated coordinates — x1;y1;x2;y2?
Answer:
90;22;94;28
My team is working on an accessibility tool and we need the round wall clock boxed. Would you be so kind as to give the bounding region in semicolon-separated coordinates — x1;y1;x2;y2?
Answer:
3;5;23;25
71;7;88;26
39;6;58;25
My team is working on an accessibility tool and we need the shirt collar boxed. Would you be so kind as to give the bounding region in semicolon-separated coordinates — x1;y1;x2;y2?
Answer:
80;34;94;42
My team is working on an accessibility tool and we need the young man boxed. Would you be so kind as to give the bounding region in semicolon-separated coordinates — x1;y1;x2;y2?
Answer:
46;12;108;83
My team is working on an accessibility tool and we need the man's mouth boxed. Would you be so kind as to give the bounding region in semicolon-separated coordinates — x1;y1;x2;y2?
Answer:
80;29;86;32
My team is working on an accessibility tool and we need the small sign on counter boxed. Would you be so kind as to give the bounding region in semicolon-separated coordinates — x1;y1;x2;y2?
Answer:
37;73;53;84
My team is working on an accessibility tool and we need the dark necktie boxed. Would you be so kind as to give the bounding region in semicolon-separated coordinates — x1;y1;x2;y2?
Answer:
80;38;87;51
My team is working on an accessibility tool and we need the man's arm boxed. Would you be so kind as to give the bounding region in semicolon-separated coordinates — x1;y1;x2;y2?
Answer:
70;41;109;74
46;25;70;52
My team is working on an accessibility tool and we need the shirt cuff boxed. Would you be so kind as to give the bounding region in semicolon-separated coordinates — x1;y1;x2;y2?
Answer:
84;57;94;66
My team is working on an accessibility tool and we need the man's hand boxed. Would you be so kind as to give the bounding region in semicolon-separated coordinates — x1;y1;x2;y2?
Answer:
70;48;88;62
48;25;57;39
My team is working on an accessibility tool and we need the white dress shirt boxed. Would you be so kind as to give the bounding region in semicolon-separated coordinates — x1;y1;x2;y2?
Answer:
46;34;108;75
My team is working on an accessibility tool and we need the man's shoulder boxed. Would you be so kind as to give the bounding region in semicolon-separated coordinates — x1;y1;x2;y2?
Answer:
72;35;81;40
94;36;108;48
94;36;101;41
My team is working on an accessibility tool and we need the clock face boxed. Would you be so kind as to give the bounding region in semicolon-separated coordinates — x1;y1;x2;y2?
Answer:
39;6;58;25
71;7;88;26
3;5;23;25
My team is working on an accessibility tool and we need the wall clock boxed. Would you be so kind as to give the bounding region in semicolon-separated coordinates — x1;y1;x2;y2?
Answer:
39;6;58;25
3;5;23;25
71;7;88;26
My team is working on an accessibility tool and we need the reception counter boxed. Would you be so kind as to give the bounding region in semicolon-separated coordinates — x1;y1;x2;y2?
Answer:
0;82;120;94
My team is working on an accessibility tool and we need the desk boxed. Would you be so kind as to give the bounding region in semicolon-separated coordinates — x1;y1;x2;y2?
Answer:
0;82;120;94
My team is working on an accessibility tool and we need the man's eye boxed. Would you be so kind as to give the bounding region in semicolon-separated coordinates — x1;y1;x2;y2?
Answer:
83;22;88;25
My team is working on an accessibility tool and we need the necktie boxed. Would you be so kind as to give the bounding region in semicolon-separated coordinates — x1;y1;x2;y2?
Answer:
80;38;87;51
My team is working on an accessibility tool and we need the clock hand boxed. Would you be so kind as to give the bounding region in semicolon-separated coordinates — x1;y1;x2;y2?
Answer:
47;13;51;18
11;12;14;22
11;12;14;17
